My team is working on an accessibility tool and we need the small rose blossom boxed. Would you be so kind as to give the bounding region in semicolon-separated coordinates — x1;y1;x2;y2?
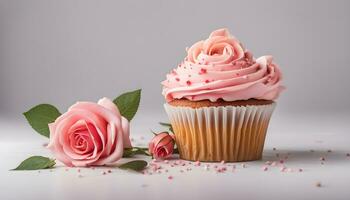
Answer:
148;132;175;160
47;97;131;167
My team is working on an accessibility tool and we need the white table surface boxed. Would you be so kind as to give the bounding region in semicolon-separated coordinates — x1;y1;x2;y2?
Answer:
1;112;350;200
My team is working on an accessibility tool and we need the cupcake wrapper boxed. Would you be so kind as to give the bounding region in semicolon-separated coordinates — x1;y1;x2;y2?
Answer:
164;103;276;162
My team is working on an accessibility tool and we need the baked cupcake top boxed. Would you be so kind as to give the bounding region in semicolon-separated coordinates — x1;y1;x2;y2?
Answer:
162;28;284;102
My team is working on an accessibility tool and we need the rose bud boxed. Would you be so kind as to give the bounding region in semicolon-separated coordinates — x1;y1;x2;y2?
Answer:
148;132;175;160
47;97;132;167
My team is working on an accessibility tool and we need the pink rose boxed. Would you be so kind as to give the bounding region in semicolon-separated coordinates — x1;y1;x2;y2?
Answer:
187;28;245;64
47;97;132;167
148;132;175;159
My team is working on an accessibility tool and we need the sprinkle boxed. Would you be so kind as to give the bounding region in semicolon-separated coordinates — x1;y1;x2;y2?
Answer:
170;165;174;167
242;75;248;79
271;161;277;166
273;147;277;151
199;68;207;74
279;160;284;164
102;171;107;175
205;80;210;83
220;160;225;165
180;170;184;173
262;166;268;171
77;174;83;178
214;165;218;168
194;161;201;166
107;170;112;173
347;153;350;157
157;170;162;174
265;161;272;165
320;157;325;161
321;162;324;165
276;153;279;157
310;149;315;152
298;168;303;172
141;184;148;188
204;165;210;171
165;169;168;173
175;78;180;82
168;176;173;180
232;165;236;169
327;150;332;153
185;47;189;51
241;163;247;168
280;167;286;172
315;182;322;187
164;160;169;164
77;169;81;173
186;80;192;86
38;171;41;173
287;168;293;172
91;167;95;170
186;167;192;171
65;168;69;171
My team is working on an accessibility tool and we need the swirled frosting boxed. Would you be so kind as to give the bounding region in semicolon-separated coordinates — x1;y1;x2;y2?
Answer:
162;28;284;102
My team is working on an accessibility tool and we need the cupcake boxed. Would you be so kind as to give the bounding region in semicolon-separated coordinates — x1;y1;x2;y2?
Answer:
162;28;284;162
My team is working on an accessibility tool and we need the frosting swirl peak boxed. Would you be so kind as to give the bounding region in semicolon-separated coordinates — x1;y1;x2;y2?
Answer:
162;28;284;102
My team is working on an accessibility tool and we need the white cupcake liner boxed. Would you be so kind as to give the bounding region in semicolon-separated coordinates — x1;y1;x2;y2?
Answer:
164;103;276;162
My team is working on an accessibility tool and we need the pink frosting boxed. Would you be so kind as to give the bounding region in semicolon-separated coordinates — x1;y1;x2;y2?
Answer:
162;28;284;102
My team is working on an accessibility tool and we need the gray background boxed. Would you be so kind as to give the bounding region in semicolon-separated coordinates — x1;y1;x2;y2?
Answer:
1;0;349;120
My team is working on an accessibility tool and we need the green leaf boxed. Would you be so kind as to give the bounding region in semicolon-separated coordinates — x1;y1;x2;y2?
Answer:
23;104;61;138
113;89;141;121
118;160;148;172
123;147;150;158
12;156;56;170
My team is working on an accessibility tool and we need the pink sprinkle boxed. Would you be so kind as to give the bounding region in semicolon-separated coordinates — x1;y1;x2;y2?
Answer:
170;165;174;167
298;168;303;172
199;68;207;74
280;166;287;172
221;167;227;171
168;176;173;180
220;160;225;165
175;77;180;82
77;169;81;173
186;80;192;86
262;166;268;171
271;161;277;166
279;160;284;164
216;169;223;173
205;80;210;83
320;157;325;161
194;161;201;166
164;160;169;164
